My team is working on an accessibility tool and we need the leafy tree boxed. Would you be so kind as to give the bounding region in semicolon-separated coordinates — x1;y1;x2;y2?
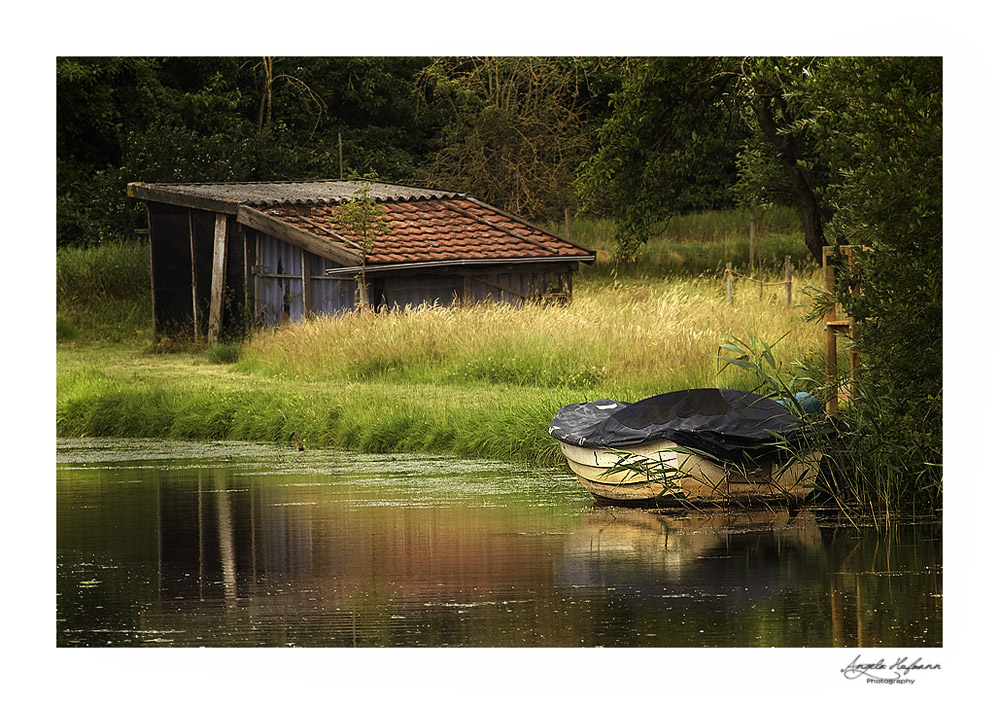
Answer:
729;139;785;268
326;173;391;309
575;57;745;260
57;57;166;246
807;57;943;503
260;56;438;180
578;55;943;508
415;57;591;221
577;57;833;263
734;58;836;263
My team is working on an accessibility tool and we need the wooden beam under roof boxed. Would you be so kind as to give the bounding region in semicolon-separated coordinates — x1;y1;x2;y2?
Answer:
127;182;241;214
237;205;363;267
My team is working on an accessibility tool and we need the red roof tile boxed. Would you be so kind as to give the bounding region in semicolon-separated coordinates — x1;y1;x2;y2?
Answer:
258;197;593;267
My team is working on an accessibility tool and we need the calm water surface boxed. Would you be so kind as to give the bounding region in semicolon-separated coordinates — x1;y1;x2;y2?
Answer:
57;438;942;647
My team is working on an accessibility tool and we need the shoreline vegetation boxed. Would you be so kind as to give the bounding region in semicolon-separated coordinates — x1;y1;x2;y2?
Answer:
58;209;936;514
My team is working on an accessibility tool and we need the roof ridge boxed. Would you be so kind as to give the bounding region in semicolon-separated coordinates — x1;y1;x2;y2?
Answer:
128;179;467;208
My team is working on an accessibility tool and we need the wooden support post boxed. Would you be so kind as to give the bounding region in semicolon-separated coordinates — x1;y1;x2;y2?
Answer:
207;213;228;346
825;328;839;416
253;235;262;326
823;247;840;416
845;247;860;400
726;262;733;306
822;245;866;416
784;255;792;306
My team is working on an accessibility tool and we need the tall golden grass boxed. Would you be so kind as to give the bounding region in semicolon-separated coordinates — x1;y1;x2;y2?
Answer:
238;269;826;401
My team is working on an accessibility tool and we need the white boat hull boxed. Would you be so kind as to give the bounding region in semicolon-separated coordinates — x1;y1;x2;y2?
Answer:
557;440;820;503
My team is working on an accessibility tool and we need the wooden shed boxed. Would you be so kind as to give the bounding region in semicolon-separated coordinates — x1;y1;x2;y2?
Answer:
126;180;595;343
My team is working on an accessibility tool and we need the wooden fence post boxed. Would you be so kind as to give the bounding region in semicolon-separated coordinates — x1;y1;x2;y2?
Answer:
784;255;792;306
726;262;733;305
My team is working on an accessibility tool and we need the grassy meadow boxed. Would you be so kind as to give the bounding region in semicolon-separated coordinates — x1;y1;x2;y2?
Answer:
57;208;827;469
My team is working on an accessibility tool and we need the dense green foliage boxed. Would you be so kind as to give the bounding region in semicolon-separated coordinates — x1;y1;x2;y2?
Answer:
575;58;745;258
810;57;943;509
57;56;628;247
577;57;833;263
415;57;594;220
57;57;440;246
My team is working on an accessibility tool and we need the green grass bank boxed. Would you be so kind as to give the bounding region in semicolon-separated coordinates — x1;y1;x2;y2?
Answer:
57;210;821;466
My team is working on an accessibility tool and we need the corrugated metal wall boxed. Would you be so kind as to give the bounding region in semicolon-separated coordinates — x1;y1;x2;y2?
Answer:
306;253;356;314
256;236;358;324
257;236;303;325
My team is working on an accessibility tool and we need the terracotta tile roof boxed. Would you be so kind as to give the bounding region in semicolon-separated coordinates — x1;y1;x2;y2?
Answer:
256;197;593;267
127;180;594;269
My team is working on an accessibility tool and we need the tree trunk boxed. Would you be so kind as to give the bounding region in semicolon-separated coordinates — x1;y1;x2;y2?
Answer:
749;77;828;264
258;57;274;134
795;189;827;265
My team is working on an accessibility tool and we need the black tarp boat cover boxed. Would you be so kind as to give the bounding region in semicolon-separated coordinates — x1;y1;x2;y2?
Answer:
548;388;808;462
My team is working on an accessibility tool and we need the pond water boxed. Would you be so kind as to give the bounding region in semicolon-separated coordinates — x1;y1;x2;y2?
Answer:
56;438;942;648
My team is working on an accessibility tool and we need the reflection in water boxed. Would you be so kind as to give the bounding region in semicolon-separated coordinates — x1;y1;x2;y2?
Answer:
214;470;238;602
562;507;825;592
56;438;942;648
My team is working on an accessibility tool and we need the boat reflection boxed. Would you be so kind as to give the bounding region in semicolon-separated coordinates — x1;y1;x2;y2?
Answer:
559;507;825;601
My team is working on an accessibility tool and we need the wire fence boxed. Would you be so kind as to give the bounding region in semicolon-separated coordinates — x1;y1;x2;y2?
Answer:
724;255;794;306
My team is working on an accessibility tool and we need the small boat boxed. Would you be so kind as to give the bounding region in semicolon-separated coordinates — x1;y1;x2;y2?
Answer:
549;388;820;504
